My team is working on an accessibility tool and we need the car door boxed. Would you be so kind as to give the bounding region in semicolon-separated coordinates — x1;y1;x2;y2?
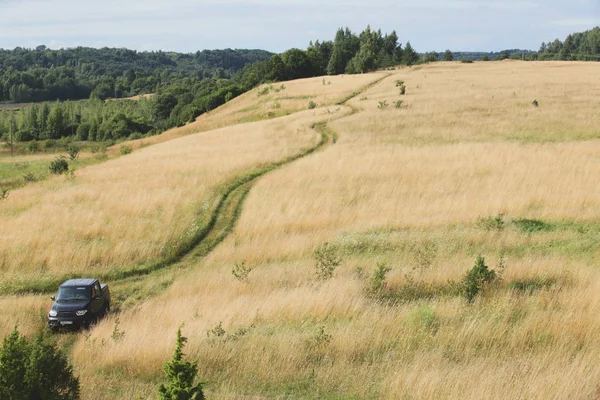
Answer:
90;282;103;316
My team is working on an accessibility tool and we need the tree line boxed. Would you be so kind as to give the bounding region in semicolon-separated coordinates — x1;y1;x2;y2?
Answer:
0;46;272;103
539;26;600;60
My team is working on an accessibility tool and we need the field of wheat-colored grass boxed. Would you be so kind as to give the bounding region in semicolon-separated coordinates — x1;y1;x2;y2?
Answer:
0;106;349;281
3;61;600;399
64;62;600;399
119;73;385;150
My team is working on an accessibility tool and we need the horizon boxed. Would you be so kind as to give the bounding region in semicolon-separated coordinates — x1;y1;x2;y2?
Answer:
0;0;599;54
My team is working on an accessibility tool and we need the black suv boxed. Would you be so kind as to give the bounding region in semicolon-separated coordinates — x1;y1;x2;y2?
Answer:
48;279;111;330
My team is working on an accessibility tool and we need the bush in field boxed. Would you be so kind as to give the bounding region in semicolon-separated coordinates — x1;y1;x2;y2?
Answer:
314;242;341;280
232;261;252;282
476;213;505;231
49;157;69;175
0;188;9;200
0;329;80;400
67;144;80;160
120;145;133;155
308;101;318;109
395;100;404;109
377;100;389;110
461;256;498;302
158;328;204;400
399;85;406;95
368;261;391;295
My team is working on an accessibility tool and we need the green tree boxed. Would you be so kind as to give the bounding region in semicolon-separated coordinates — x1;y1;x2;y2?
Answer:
268;54;286;81
0;329;79;400
281;48;313;80
25;334;80;400
443;49;454;61
158;328;204;400
0;329;30;400
47;104;67;139
402;41;420;66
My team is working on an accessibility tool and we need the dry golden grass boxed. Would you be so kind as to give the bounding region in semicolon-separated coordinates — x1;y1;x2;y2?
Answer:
118;73;385;150
6;62;600;399
0;107;344;280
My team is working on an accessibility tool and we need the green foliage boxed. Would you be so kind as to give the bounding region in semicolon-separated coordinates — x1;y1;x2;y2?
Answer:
399;85;406;95
0;329;80;400
308;101;318;110
539;27;600;61
23;173;37;183
120;145;133;155
460;59;474;64
49;157;69;175
314;242;342;280
207;322;226;339
476;213;505;231
0;187;9;200
369;262;391;294
394;100;404;109
443;50;454;61
532;99;539;107
232;261;252;282
513;218;554;233
395;80;405;87
461;256;498;302
158;328;204;400
27;141;39;153
482;55;490;61
67;144;80;160
402;42;420;66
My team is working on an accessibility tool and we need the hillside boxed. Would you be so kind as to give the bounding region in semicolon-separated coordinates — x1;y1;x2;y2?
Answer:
2;61;600;399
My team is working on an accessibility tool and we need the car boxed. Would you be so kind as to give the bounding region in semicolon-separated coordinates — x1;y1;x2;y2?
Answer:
48;278;111;330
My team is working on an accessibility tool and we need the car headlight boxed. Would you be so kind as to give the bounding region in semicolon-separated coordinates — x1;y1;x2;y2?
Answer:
76;310;88;316
49;310;57;317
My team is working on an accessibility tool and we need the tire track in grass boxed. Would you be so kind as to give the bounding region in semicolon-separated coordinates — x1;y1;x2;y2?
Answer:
0;73;392;297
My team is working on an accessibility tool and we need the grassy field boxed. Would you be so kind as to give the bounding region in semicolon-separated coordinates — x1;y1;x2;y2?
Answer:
2;61;600;399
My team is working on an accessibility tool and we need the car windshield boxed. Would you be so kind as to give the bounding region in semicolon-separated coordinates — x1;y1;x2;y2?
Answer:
56;286;90;301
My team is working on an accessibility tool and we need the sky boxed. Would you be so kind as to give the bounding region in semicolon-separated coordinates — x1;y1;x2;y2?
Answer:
0;0;598;53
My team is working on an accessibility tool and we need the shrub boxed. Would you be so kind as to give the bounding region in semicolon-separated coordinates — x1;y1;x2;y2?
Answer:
308;101;318;110
49;158;69;175
395;100;404;109
0;329;80;400
399;85;406;95
532;99;539;107
314;242;341;280
23;173;37;183
461;59;474;64
232;261;252;282
89;142;107;154
0;188;9;200
27;141;39;153
482;55;490;61
257;86;270;97
158;328;204;400
476;213;505;231
369;262;391;294
461;256;498;302
272;101;281;109
67;144;80;160
377;100;389;110
120;145;133;155
395;80;405;87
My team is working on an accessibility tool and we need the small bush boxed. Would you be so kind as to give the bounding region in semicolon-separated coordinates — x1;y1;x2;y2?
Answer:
482;55;490;61
308;101;318;110
461;256;498;302
207;322;226;339
395;100;404;109
257;86;270;96
377;100;389;110
120;145;133;155
49;158;69;175
67;144;80;160
314;242;341;280
532;99;539;107
158;328;204;400
369;262;391;295
272;101;281;109
89;143;107;154
27;141;39;153
476;213;505;231
395;80;405;87
399;85;406;95
232;261;252;282
0;188;9;200
461;59;474;64
23;173;37;183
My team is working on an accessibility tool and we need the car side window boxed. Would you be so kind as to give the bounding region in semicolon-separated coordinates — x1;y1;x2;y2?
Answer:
92;283;100;298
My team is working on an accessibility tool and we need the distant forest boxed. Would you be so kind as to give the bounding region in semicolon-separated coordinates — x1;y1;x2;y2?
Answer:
539;26;600;60
1;25;599;145
0;47;272;103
